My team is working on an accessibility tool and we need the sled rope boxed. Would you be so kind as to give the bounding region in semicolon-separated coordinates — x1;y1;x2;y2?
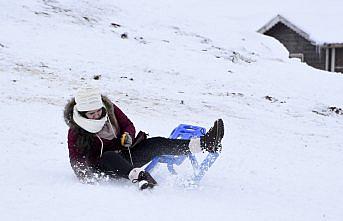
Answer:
107;116;134;166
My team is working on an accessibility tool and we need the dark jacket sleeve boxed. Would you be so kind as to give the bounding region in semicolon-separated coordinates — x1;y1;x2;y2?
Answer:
113;104;136;138
67;129;98;183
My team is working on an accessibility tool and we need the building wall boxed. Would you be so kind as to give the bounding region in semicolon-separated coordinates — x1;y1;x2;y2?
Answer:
335;48;343;73
264;23;326;70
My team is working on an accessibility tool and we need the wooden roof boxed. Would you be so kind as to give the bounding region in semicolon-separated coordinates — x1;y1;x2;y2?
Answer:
257;14;343;47
257;15;314;43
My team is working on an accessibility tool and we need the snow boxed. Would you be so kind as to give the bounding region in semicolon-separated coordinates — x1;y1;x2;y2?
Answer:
0;0;343;221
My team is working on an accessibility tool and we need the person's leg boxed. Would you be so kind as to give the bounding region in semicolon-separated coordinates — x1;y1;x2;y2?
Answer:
128;119;225;168
98;151;157;190
129;137;191;167
98;151;133;179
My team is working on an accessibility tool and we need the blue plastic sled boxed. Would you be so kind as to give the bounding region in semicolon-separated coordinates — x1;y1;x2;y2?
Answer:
144;124;220;184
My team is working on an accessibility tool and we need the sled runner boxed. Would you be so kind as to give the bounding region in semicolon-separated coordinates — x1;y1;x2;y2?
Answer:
144;124;220;184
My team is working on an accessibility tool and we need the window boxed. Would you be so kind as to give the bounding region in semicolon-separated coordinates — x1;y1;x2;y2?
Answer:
289;53;304;62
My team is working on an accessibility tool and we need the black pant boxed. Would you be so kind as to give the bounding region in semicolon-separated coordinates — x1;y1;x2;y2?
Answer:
98;137;190;179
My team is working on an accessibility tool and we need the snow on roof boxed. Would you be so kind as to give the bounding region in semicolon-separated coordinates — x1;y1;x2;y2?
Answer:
258;14;343;45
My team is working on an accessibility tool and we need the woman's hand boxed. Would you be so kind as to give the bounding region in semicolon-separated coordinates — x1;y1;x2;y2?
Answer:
121;132;133;148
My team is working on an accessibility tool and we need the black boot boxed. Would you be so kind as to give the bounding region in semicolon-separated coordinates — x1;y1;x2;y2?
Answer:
129;168;158;190
136;171;158;190
200;119;224;153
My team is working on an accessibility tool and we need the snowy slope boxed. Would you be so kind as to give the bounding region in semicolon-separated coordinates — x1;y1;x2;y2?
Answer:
0;1;343;221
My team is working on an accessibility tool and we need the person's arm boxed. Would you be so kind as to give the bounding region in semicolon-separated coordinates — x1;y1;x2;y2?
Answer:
67;129;98;183
112;104;136;138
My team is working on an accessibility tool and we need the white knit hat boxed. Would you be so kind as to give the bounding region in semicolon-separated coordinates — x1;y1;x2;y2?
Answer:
75;86;104;112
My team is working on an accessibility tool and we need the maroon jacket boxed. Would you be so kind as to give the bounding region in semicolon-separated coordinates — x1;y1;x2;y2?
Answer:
64;96;135;182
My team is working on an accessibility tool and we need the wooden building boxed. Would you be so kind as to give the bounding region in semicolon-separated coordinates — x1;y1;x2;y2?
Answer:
258;15;343;73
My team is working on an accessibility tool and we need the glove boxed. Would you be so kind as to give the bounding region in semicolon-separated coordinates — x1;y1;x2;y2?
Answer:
121;132;133;148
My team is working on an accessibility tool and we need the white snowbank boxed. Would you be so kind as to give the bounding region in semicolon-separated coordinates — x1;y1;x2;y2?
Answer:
0;1;343;221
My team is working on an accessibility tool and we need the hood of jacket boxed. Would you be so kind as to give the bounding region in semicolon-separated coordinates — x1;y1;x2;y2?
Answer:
64;95;119;131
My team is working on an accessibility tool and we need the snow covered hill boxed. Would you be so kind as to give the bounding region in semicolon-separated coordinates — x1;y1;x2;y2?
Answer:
0;1;342;221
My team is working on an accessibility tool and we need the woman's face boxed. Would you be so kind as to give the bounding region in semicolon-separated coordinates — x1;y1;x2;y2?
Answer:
85;108;103;120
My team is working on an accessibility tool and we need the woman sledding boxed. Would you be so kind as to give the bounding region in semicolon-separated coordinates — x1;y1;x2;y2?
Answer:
64;86;224;190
